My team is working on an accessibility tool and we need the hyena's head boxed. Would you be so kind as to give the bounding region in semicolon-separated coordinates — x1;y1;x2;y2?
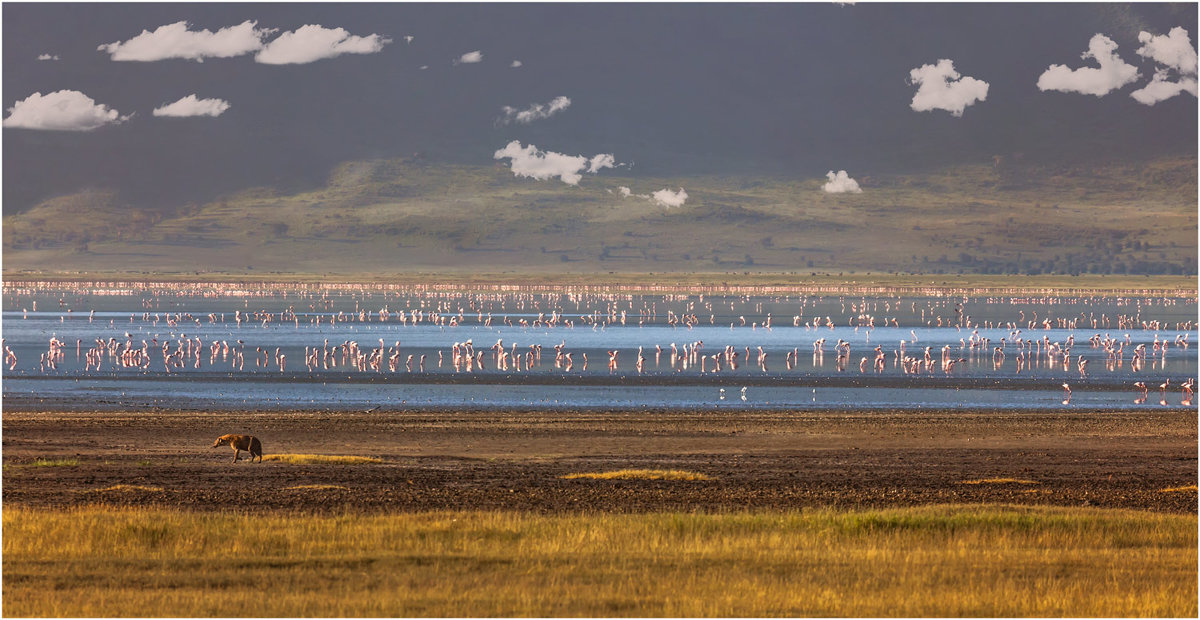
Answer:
212;436;230;448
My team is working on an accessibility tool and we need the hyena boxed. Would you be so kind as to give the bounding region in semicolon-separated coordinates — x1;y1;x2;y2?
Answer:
212;434;263;463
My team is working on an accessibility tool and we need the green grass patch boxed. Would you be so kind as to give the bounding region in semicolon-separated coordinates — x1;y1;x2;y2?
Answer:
31;458;80;468
261;454;382;465
562;469;713;481
3;504;1194;617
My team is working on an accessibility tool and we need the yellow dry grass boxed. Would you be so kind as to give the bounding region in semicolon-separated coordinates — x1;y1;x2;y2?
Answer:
261;454;382;465
1160;484;1198;493
3;504;1194;617
561;469;713;481
284;484;350;491
80;485;164;493
960;478;1039;485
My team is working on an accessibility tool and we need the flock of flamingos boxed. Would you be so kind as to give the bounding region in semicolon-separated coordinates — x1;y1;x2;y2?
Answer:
5;285;1197;407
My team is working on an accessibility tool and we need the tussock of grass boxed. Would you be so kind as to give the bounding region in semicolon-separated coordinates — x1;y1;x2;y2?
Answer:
261;454;382;465
1161;485;1198;493
2;505;1194;618
82;485;164;493
960;478;1038;485
32;458;79;467
562;469;712;481
285;484;350;491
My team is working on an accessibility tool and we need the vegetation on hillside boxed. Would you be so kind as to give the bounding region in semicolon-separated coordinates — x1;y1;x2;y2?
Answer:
4;156;1195;277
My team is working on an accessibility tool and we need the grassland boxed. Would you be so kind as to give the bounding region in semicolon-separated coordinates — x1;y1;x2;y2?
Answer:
561;469;713;481
261;454;383;465
3;504;1194;617
3;155;1194;278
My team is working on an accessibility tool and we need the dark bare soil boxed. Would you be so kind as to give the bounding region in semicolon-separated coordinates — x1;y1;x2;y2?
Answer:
3;408;1196;513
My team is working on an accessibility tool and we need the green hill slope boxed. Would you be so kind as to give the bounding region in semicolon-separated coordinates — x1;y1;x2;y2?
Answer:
3;156;1195;277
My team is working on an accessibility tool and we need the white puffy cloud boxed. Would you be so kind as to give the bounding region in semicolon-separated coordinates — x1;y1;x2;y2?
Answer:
908;59;989;117
1136;27;1197;74
493;141;617;185
255;25;389;64
3;90;128;131
650;187;688;208
1128;27;1198;105
822;170;862;194
1130;69;1198;105
98;20;270;62
456;50;483;64
511;60;523;68
1036;34;1140;97
500;96;571;125
587;153;616;174
152;94;231;118
37;53;59;61
611;185;686;207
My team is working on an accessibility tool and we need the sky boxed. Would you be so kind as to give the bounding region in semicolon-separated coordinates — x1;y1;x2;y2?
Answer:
3;2;1197;211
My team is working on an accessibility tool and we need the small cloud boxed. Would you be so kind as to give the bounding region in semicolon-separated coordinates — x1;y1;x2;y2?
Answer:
1036;33;1140;97
500;96;571;125
587;153;616;174
255;24;390;64
1129;27;1198;105
3;90;128;131
1136;27;1197;74
617;186;632;198
455;50;483;65
1130;69;1198;105
419;65;429;70
98;20;271;62
908;59;989;117
650;187;688;208
37;53;59;61
511;60;523;68
822;170;862;194
152;94;231;117
493;140;617;185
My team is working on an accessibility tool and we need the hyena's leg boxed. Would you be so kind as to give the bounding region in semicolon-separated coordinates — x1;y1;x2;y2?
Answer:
233;448;240;463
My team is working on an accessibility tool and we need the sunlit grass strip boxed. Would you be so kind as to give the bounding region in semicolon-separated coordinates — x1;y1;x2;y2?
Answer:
1161;484;1198;493
4;505;1193;617
960;478;1038;485
561;469;712;481
261;454;382;465
80;485;164;493
32;458;80;467
285;484;350;491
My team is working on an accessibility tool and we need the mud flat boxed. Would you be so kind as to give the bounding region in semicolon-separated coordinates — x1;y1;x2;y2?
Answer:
4;407;1195;513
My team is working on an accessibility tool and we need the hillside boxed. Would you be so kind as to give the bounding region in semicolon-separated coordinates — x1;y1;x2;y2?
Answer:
3;156;1195;277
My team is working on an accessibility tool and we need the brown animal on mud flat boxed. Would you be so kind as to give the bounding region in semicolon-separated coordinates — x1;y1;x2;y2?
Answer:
212;434;263;463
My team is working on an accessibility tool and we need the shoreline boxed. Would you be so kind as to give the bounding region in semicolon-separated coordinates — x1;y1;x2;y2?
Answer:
4;272;1196;296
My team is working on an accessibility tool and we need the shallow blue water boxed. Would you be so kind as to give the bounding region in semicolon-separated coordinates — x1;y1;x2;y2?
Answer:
3;287;1195;411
